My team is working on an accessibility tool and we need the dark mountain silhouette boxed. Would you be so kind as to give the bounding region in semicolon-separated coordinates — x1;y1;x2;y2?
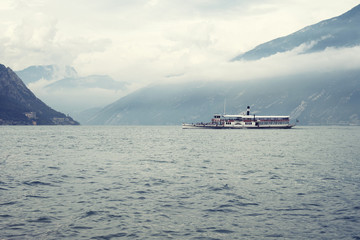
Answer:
0;64;79;125
232;4;360;61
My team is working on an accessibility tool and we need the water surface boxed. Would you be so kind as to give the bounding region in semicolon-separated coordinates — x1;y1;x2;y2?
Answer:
1;126;359;239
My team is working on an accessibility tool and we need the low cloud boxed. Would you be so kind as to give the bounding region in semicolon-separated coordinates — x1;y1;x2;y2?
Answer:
163;45;360;84
28;80;126;113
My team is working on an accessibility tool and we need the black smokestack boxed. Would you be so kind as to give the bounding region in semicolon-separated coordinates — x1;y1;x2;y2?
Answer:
247;106;250;115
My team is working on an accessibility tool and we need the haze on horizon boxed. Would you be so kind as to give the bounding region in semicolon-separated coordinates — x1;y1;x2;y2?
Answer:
1;0;360;88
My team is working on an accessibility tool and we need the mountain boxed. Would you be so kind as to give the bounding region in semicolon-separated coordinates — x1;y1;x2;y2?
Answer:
0;64;79;125
232;4;360;61
86;69;360;126
15;65;128;122
16;65;78;84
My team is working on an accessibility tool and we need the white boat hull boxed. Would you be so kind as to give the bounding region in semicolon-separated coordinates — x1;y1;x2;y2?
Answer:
182;123;295;129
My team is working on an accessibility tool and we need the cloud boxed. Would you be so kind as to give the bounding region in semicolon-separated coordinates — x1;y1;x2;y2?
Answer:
1;0;359;86
0;8;111;71
158;44;360;85
1;0;359;116
9;13;57;49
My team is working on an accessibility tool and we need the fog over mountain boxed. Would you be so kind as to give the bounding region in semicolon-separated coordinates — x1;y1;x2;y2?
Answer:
232;4;360;61
86;69;360;126
16;65;78;84
86;4;360;126
7;4;360;125
15;65;128;121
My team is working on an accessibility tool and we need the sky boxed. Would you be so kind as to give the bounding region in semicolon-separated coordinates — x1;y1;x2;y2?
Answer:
1;0;359;88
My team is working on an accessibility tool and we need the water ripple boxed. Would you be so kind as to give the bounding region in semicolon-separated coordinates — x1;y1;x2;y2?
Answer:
0;126;359;239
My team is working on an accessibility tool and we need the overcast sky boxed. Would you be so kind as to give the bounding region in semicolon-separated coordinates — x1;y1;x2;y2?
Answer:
1;0;359;86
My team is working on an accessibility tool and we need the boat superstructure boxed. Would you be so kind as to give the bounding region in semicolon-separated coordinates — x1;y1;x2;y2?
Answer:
182;106;295;129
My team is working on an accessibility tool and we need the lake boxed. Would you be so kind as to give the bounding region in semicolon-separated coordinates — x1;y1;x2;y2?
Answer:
1;126;359;239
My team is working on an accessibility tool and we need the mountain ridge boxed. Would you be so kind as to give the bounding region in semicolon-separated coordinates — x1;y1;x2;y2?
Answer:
232;4;360;61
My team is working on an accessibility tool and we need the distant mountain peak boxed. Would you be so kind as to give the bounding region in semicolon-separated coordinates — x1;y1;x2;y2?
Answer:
16;65;78;84
232;4;360;61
